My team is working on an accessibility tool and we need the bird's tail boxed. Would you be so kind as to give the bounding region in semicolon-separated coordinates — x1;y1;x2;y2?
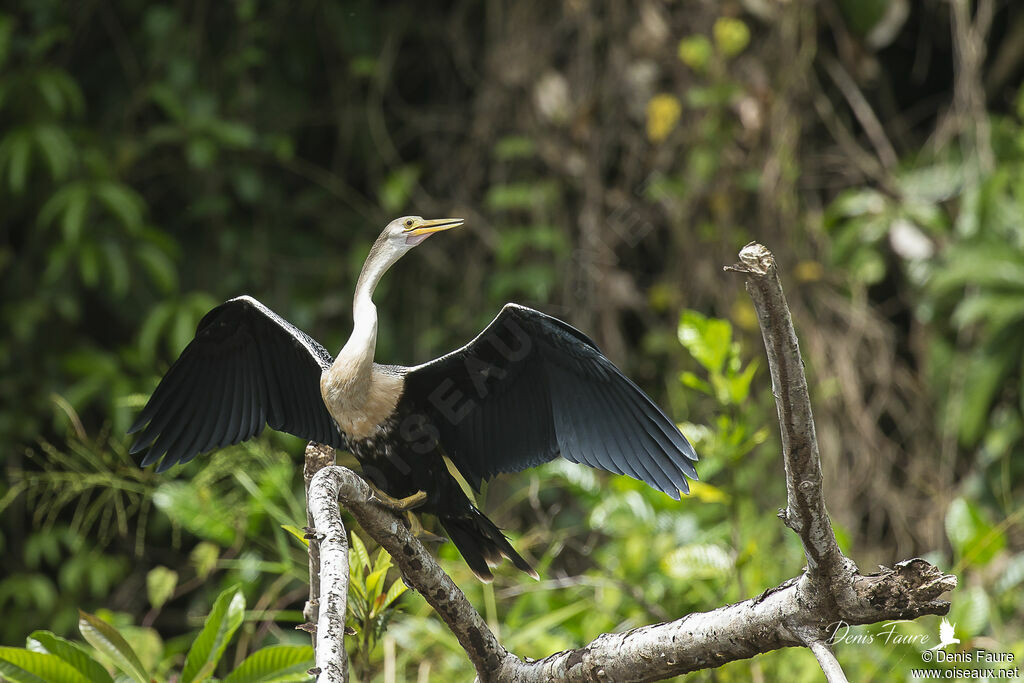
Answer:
439;507;537;582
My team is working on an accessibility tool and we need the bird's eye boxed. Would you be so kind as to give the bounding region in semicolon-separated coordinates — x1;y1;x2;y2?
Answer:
405;219;413;227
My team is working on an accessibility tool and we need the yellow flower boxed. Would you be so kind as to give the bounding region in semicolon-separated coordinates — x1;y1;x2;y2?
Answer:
646;94;682;143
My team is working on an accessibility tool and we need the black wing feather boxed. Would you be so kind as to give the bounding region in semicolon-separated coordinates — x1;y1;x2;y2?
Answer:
131;296;345;471
403;304;698;497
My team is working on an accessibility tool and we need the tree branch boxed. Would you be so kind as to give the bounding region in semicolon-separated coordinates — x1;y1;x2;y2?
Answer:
307;242;956;681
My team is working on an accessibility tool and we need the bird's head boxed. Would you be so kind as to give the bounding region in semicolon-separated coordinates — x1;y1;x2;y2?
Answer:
358;216;465;299
385;215;464;248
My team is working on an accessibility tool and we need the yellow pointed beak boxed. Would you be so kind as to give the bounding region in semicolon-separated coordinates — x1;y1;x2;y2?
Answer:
404;217;464;236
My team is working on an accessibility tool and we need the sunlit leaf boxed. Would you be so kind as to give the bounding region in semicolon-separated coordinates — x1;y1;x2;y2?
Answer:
78;611;148;683
678;310;732;375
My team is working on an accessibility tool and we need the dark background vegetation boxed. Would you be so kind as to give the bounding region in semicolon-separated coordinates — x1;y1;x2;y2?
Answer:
1;0;1022;679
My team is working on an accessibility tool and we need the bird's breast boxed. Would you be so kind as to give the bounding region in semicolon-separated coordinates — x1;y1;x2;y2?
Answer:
320;364;404;440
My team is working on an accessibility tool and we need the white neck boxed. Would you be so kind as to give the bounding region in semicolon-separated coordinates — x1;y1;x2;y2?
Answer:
322;237;406;406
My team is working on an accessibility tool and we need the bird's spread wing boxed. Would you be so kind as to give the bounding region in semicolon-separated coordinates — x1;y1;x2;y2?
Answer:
129;295;345;472
402;304;698;498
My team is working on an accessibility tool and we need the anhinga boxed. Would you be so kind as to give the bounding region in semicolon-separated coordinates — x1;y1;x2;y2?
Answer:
130;217;698;580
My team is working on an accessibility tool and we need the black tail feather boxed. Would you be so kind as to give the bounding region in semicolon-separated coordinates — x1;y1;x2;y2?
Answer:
439;508;537;582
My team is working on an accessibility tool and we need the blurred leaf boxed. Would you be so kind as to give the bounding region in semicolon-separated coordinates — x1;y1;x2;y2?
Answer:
949;585;990;637
31;125;75;181
101;242;130;298
661;543;734;580
78;611;148;683
725;359;758;404
945;497;1006;566
504;601;590;651
957;346;1017;447
135;244;178;294
995;552;1024;594
190;542;220;580
896;163;964;202
680;370;712;395
94;182;144;231
221;645;314;683
145;566;178;609
153;482;238;546
181;585;245;683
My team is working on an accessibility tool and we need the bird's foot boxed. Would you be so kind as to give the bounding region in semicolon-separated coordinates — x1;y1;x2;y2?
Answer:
366;484;428;511
406;512;446;543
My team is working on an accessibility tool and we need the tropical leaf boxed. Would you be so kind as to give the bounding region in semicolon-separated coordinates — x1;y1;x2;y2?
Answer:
180;584;246;683
77;611;148;683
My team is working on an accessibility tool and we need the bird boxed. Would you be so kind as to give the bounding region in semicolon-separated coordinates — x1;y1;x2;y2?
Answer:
928;618;960;651
129;216;699;581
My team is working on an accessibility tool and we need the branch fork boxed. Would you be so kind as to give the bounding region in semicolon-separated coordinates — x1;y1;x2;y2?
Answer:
304;243;955;682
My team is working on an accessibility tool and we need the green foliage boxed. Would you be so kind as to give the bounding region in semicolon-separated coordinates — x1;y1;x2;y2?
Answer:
1;2;1022;680
346;535;409;679
0;586;312;682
